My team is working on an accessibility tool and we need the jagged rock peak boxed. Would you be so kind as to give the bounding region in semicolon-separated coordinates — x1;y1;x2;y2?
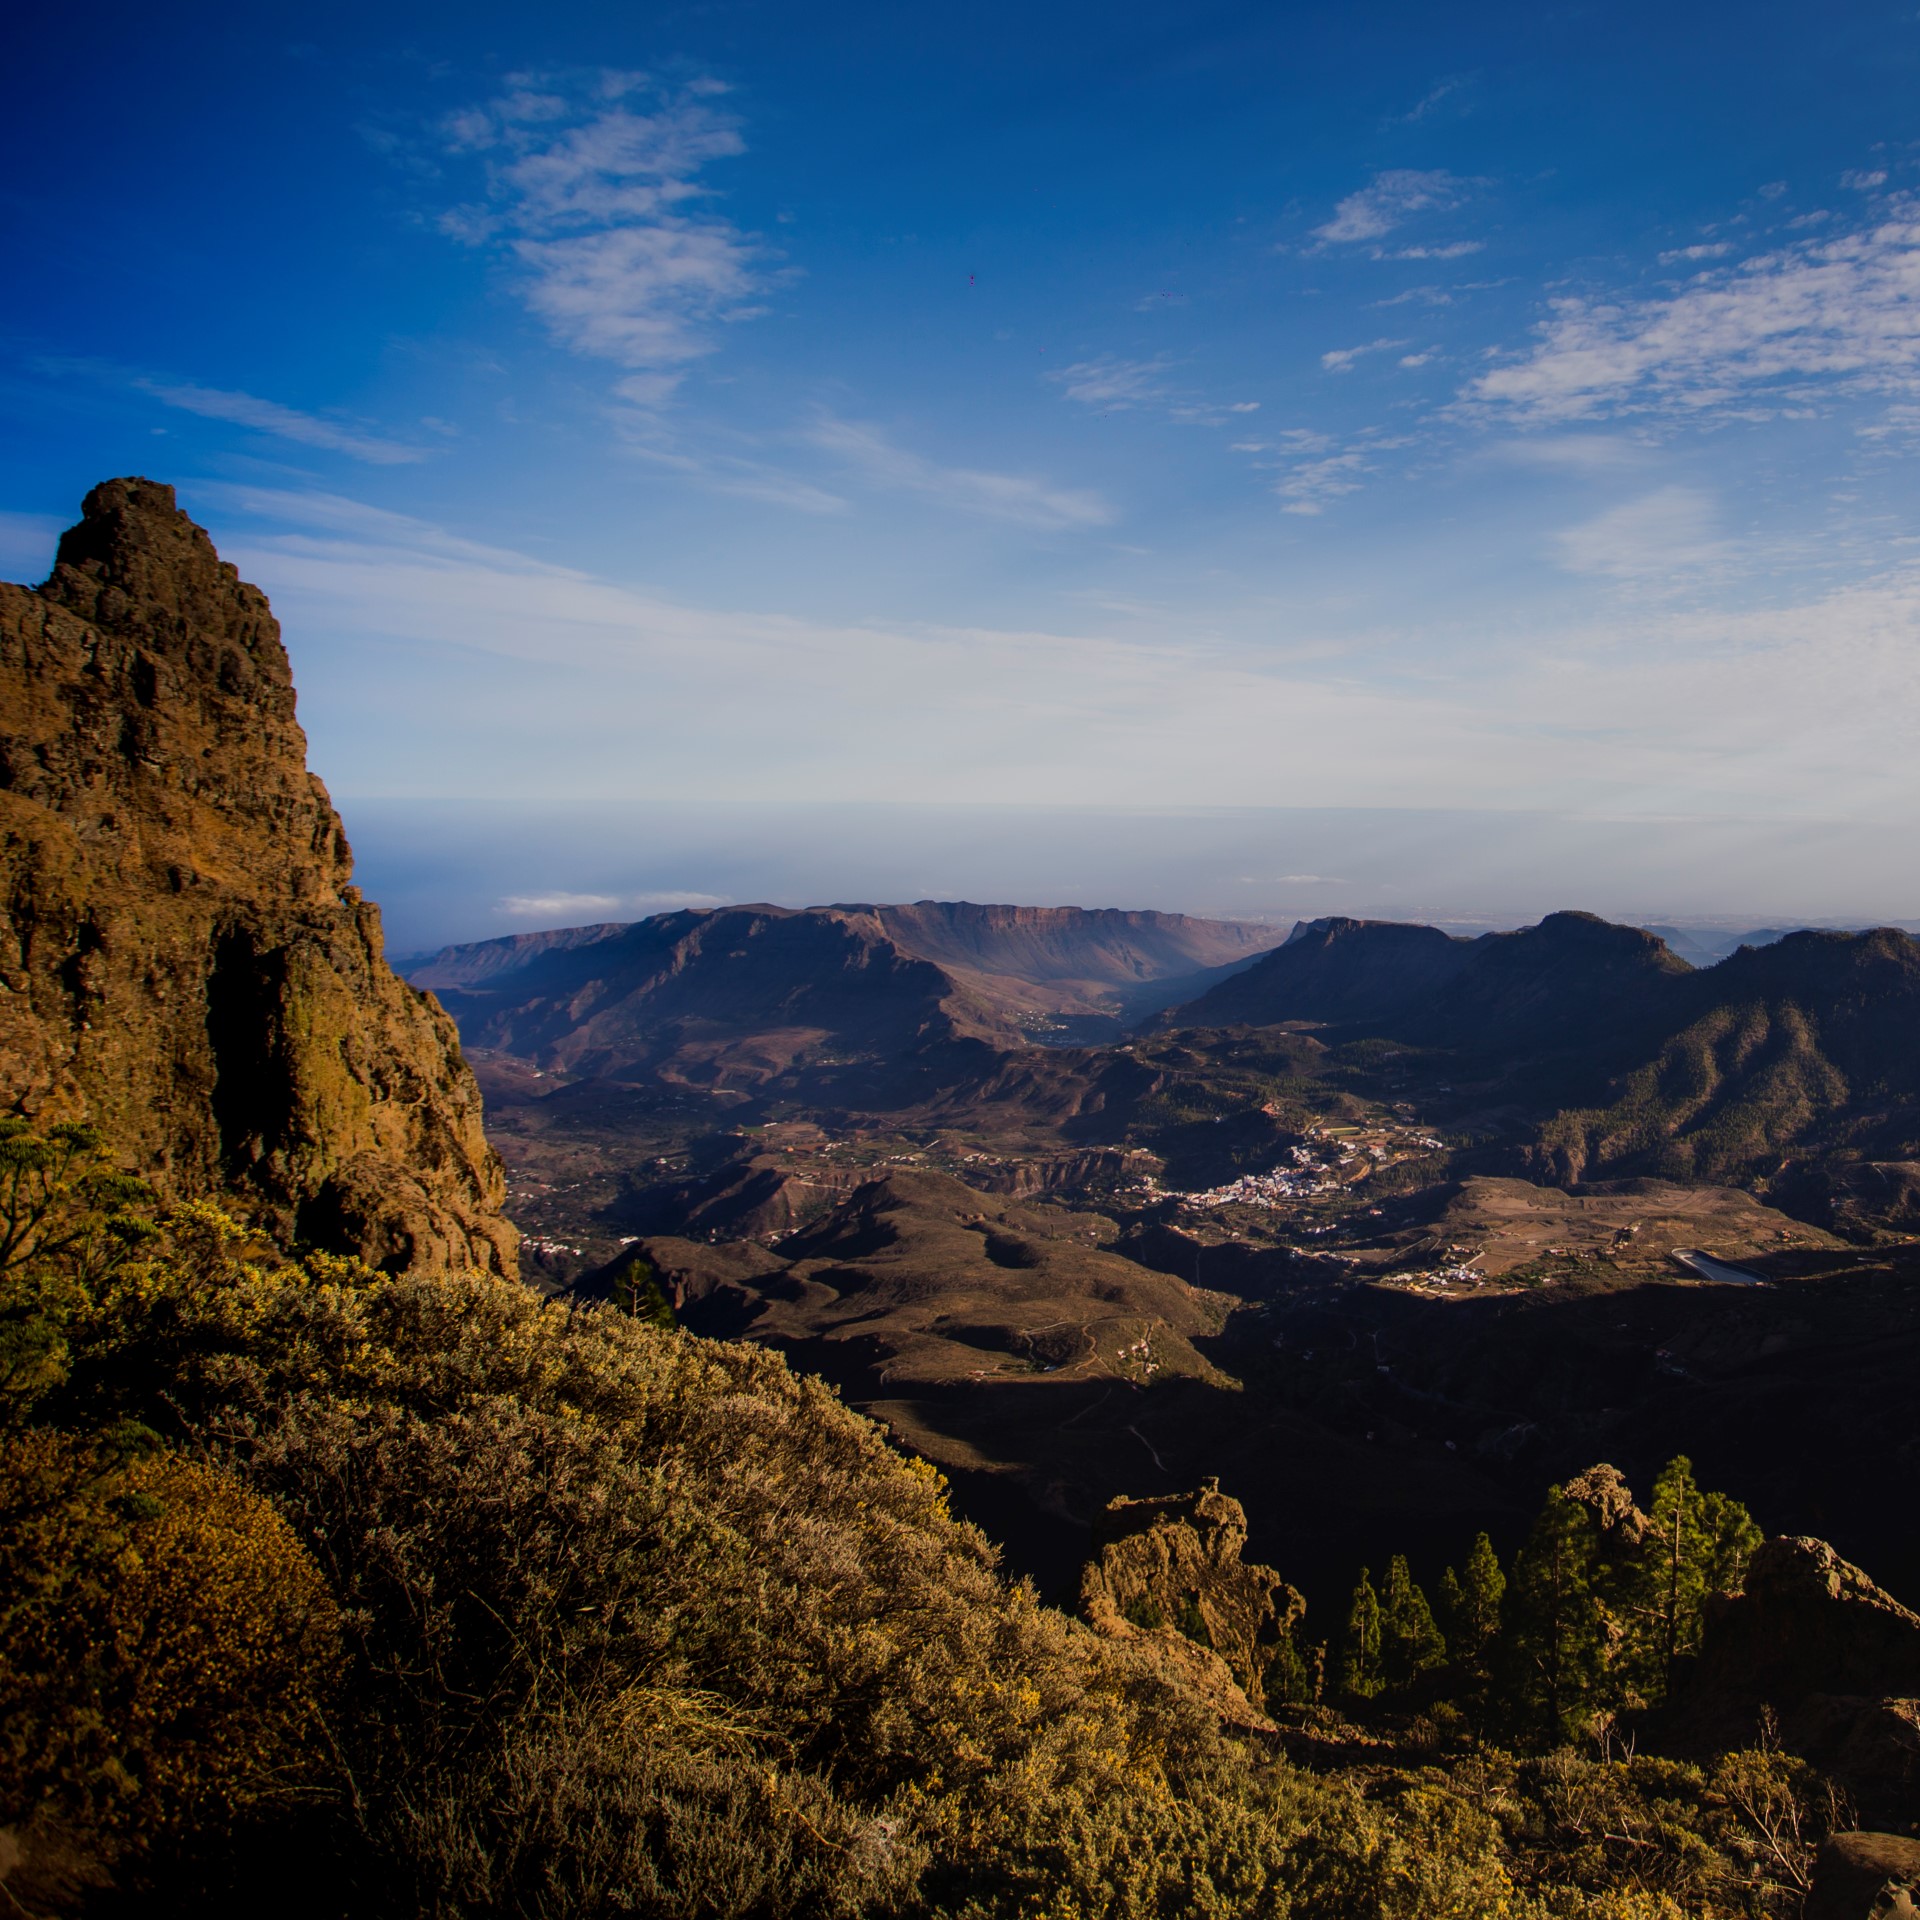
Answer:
1080;1478;1302;1722
0;479;517;1277
44;478;289;698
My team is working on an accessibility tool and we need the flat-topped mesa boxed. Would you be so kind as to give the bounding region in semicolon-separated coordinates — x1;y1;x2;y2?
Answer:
0;479;517;1277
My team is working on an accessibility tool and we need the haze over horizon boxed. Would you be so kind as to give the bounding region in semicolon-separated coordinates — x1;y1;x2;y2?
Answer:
6;0;1920;940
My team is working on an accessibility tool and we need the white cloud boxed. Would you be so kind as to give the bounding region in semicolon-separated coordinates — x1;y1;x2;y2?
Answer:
1483;434;1646;473
1399;76;1470;123
498;892;627;918
141;381;427;464
440;74;764;401
1472;198;1920;423
1386;240;1483;261
1052;356;1175;409
1314;169;1469;245
1321;338;1406;372
496;888;729;919
208;482;1920;826
1842;169;1889;190
1553;486;1727;579
804;414;1112;528
1276;449;1371;514
1050;357;1261;429
633;890;731;912
1657;242;1734;264
619;434;850;514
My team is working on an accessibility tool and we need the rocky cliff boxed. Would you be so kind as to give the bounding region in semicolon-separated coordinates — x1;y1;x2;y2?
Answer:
0;479;515;1275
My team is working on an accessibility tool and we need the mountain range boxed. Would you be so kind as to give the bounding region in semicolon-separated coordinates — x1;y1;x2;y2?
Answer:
408;896;1276;1081
8;480;1920;1917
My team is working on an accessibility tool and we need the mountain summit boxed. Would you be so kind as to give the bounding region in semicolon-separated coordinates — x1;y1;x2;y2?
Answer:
0;479;516;1274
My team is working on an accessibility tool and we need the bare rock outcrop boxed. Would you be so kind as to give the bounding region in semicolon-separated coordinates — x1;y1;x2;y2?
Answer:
1671;1536;1920;1814
1079;1477;1302;1722
0;479;515;1275
1805;1831;1920;1920
1561;1462;1650;1548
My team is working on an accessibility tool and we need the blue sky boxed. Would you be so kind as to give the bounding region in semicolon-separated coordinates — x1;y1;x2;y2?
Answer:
6;0;1920;945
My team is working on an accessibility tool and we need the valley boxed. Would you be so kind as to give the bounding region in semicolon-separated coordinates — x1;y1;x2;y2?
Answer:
414;902;1920;1618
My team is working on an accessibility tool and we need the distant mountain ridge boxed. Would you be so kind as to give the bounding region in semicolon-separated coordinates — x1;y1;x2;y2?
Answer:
410;898;1280;1078
1160;910;1920;1202
1159;911;1691;1047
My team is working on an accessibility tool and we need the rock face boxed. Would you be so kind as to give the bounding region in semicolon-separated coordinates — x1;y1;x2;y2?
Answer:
1805;1832;1920;1920
1673;1536;1920;1815
1079;1478;1303;1720
0;479;515;1276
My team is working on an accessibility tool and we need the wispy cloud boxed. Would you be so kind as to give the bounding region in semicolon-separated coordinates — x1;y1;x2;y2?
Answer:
141;381;428;464
1386;240;1483;261
1483;433;1647;473
619;434;849;514
805;414;1113;528
1052;356;1175;409
440;72;765;403
1472;194;1920;424
498;891;626;918
497;887;728;919
1398;76;1471;123
1554;486;1729;579
209;482;1920;825
1049;356;1259;426
1276;452;1370;514
1658;241;1733;265
1321;338;1406;372
1314;169;1471;245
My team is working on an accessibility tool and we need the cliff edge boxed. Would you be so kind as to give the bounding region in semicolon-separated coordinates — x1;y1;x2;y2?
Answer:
0;478;515;1276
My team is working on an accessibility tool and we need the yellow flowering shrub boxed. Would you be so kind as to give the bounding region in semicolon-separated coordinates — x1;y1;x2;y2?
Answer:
0;1432;339;1846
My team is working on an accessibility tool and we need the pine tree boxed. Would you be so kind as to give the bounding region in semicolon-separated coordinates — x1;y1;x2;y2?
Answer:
1621;1454;1761;1702
1263;1623;1313;1706
1340;1567;1383;1700
1380;1553;1447;1692
611;1255;676;1331
1504;1487;1605;1744
1451;1531;1507;1664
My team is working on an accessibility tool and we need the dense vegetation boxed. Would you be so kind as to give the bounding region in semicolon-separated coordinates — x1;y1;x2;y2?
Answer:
1277;1458;1762;1746
0;1123;1849;1917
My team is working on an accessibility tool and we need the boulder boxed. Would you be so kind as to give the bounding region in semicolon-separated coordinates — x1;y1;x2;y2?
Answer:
1670;1536;1920;1815
1805;1831;1920;1920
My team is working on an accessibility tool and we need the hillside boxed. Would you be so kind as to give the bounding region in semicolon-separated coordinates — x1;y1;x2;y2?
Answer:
411;902;1017;1091
1159;911;1920;1206
1162;910;1692;1056
1532;927;1920;1190
412;898;1278;1058
0;480;515;1275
